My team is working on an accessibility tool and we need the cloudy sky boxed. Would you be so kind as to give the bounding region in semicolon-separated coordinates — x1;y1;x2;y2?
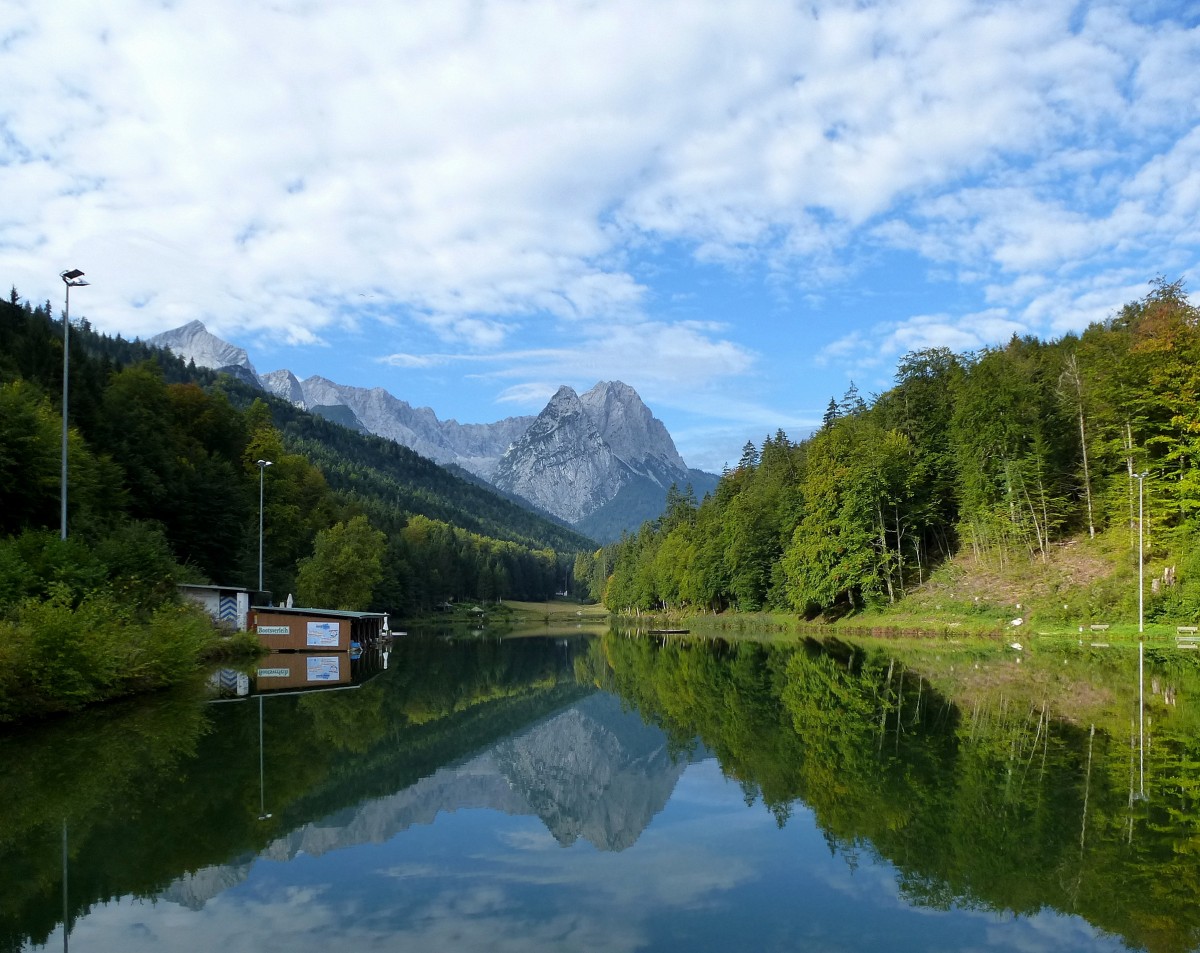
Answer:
4;0;1200;471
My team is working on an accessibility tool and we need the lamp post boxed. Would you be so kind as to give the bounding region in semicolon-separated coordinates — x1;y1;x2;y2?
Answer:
1137;471;1149;634
257;459;273;593
62;817;70;953
1136;470;1149;799
257;694;272;821
59;269;88;540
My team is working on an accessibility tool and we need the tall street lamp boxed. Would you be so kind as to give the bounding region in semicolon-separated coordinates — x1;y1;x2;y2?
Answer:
257;459;273;592
59;269;88;541
1135;469;1149;801
1137;471;1149;634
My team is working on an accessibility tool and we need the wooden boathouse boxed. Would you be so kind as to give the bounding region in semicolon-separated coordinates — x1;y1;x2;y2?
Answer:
248;606;389;652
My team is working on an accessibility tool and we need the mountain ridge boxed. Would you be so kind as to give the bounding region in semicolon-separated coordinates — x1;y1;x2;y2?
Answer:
148;322;717;538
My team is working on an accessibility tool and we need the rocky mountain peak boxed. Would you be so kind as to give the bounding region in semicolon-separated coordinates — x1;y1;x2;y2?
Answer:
145;320;713;537
580;380;687;473
492;385;633;523
544;384;586;417
261;368;305;407
148;320;259;381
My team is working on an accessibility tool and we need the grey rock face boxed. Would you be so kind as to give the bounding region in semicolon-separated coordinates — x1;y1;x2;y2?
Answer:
491;692;685;850
492;386;635;523
148;320;262;385
299;377;452;461
437;415;536;480
491;383;704;527
264;371;701;529
158;860;255;910
260;368;306;406
145;321;709;529
266;375;534;479
581;380;687;477
158;692;693;909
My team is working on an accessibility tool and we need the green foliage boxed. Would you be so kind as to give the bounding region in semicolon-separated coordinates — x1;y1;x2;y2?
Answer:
295;514;387;610
1145;529;1200;623
0;525;182;617
597;631;1200;950
607;279;1200;623
0;380;123;535
575;475;718;544
0;288;592;642
395;514;560;610
0;633;589;947
0;380;65;534
0;593;217;722
273;404;594;554
0;526;219;721
783;415;914;611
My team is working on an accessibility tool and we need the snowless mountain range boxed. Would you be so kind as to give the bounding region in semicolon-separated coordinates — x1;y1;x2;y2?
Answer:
148;320;717;539
159;691;700;910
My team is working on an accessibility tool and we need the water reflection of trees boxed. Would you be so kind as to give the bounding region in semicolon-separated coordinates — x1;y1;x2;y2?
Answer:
595;633;1200;953
7;633;1200;953
0;635;590;952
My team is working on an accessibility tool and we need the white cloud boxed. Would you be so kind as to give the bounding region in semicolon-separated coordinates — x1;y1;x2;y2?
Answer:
819;308;1029;379
4;1;1191;319
378;352;452;369
4;0;1200;458
370;321;756;416
495;380;563;407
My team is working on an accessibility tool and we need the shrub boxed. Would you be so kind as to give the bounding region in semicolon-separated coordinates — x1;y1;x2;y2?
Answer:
0;591;219;723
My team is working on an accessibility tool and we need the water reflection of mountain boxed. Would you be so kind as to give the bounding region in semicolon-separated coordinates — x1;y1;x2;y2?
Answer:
492;692;691;849
162;692;692;909
1;635;598;946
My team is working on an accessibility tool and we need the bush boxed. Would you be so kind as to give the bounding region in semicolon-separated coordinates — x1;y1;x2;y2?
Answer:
0;523;183;619
1145;533;1200;623
0;522;224;722
0;592;218;723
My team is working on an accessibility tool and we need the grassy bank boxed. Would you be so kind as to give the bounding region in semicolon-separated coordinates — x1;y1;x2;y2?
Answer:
608;527;1198;649
402;598;609;633
0;593;255;724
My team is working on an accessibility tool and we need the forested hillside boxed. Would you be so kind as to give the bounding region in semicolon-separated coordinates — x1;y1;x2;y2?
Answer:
586;279;1200;622
0;288;593;615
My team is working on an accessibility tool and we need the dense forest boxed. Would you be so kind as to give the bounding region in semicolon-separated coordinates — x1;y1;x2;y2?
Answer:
0;287;593;617
583;634;1200;953
583;278;1200;621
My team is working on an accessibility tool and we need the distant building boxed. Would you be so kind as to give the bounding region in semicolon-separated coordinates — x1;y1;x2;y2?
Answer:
178;584;263;631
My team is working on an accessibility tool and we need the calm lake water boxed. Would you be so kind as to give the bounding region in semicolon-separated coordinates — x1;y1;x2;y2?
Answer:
3;631;1198;953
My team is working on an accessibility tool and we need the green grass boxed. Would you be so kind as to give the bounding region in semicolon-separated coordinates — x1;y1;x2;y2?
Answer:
501;598;609;623
401;598;609;634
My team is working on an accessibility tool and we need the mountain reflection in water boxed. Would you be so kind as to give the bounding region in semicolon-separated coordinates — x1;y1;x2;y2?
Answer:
2;631;1197;953
163;691;692;909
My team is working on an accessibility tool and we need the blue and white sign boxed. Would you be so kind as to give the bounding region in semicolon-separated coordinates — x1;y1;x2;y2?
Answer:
306;621;341;647
307;656;341;681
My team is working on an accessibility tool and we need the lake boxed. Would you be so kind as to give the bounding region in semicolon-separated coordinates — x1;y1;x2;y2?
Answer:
3;630;1198;952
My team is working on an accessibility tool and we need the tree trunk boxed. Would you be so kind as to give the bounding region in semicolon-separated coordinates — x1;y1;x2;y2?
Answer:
1126;422;1135;548
1063;355;1096;539
877;503;895;603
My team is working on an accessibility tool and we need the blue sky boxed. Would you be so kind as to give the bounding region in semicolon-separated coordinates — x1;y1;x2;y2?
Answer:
4;0;1200;472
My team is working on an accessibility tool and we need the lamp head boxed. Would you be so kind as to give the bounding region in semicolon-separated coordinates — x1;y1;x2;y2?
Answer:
60;269;88;286
257;459;273;468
